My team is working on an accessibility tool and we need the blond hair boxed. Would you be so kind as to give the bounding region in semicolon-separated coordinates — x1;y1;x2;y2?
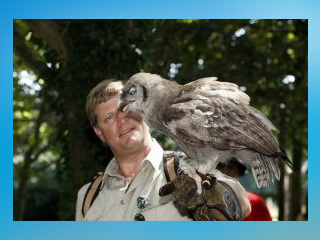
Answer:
86;79;124;126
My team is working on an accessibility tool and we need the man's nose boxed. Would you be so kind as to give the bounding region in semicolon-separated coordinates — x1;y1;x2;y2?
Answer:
116;111;129;125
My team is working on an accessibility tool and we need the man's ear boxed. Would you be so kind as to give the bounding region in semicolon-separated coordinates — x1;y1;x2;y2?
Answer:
93;126;106;142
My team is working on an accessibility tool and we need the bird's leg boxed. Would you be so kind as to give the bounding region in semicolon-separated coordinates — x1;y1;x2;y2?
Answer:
193;162;218;193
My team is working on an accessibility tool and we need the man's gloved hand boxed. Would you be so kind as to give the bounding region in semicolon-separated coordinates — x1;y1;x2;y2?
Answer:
159;173;243;221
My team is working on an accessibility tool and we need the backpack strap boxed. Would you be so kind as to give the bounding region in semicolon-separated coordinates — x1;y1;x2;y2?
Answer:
163;150;181;182
82;172;104;217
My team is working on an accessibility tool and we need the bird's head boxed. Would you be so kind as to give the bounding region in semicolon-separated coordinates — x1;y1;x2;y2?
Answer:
118;73;158;117
119;73;180;127
118;83;142;113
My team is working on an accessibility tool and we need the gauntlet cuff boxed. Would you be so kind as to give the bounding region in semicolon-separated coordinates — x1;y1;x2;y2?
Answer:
191;176;242;221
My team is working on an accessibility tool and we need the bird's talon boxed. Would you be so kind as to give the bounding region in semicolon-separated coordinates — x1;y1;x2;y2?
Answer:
202;179;211;189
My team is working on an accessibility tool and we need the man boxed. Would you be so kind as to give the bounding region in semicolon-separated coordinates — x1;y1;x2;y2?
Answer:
75;79;250;221
217;157;272;221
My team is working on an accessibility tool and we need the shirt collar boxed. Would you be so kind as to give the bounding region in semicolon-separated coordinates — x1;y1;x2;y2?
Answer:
103;138;164;179
142;138;164;173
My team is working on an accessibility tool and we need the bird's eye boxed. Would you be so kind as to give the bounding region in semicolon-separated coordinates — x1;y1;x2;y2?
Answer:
129;86;137;96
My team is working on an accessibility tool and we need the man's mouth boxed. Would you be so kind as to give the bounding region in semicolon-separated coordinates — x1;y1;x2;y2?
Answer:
119;128;134;137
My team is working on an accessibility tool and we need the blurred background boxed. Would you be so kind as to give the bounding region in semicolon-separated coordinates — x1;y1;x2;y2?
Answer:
13;19;308;221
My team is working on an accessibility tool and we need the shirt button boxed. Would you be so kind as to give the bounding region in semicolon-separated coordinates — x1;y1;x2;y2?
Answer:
120;200;125;205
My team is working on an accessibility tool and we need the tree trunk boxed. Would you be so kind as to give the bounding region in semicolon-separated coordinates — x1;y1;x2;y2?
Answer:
56;74;104;220
290;138;302;220
277;107;287;221
15;151;33;221
277;162;285;221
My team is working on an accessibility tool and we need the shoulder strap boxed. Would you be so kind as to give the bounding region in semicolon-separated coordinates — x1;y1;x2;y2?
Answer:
163;150;181;182
82;172;104;217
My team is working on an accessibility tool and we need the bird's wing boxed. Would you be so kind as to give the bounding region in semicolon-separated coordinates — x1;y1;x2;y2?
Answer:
163;78;283;188
163;79;280;155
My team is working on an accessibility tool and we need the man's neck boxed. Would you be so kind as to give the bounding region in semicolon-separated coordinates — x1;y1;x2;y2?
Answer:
115;143;152;178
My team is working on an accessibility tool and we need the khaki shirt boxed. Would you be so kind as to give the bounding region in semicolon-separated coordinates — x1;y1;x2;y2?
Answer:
75;139;193;221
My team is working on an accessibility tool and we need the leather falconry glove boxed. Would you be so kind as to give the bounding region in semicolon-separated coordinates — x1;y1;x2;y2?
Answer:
159;172;243;221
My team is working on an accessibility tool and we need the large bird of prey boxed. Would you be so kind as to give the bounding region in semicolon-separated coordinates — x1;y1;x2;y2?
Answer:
119;73;291;188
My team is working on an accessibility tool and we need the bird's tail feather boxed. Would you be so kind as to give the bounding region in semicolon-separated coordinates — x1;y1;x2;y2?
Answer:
235;150;288;188
251;153;280;188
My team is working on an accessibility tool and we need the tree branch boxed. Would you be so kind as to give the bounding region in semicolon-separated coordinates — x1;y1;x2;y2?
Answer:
24;19;69;62
13;21;51;79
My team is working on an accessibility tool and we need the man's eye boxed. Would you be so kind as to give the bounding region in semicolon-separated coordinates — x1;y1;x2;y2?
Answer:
105;115;115;122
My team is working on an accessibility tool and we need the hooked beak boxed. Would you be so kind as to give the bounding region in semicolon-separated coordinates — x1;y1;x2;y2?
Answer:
118;98;135;112
118;98;127;112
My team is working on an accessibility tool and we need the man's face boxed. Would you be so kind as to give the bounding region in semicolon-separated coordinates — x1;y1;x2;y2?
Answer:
93;94;150;154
